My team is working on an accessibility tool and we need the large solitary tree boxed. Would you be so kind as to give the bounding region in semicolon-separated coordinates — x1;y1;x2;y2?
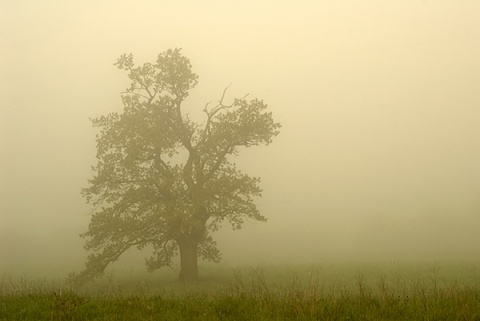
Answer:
74;49;281;283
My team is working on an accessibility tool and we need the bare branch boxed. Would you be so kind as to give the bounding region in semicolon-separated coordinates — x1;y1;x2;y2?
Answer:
198;86;249;147
121;91;151;100
219;83;232;104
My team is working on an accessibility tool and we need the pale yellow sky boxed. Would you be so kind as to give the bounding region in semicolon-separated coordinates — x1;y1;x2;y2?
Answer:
1;1;479;274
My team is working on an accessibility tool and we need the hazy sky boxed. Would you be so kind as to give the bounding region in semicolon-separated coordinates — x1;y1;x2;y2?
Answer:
1;1;479;275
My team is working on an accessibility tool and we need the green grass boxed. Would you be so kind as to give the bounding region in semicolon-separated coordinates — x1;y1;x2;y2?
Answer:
1;262;480;320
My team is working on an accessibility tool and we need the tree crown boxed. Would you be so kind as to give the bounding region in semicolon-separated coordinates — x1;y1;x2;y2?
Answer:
72;48;280;284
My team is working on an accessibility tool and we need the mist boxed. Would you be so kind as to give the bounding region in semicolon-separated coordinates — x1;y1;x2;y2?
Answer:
1;1;479;277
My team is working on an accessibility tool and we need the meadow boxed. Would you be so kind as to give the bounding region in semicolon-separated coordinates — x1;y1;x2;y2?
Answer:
1;261;480;320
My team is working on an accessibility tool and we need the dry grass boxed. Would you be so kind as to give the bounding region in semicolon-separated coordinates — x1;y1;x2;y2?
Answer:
1;262;480;320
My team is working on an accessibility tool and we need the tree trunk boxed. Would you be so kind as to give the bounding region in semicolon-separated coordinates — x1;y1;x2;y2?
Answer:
177;238;199;282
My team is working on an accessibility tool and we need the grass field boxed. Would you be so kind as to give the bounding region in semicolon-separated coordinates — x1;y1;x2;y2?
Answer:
1;261;480;320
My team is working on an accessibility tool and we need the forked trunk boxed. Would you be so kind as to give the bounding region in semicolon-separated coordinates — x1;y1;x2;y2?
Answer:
177;238;199;282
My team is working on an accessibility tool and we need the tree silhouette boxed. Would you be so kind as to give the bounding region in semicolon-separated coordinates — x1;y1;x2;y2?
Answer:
74;48;280;283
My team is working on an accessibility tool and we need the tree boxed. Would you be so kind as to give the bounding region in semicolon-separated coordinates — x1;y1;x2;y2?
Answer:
74;49;281;283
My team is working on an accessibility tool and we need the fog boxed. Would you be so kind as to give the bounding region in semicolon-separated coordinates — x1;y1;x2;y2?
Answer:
1;1;479;276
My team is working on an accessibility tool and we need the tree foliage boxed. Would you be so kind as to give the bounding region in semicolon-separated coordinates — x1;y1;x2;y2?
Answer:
73;48;281;283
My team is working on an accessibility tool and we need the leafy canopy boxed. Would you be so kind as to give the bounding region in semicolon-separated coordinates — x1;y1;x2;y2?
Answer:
75;49;281;282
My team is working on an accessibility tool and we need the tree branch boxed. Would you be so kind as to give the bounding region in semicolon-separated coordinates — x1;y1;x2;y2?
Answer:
121;91;151;100
203;144;235;182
